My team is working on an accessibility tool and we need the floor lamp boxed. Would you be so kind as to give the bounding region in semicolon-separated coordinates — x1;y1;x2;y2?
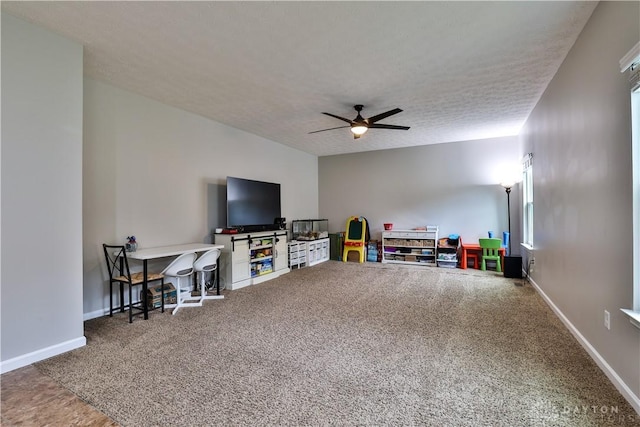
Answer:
501;181;522;278
501;182;513;256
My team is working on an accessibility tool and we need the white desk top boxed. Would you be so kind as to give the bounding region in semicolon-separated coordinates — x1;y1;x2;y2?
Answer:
126;243;223;260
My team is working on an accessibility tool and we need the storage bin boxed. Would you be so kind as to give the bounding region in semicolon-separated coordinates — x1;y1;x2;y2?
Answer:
141;283;177;309
437;260;457;268
367;241;378;262
329;233;344;260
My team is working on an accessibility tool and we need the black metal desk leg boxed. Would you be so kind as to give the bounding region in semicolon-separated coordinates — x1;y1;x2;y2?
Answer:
119;257;125;312
161;279;165;313
143;260;149;320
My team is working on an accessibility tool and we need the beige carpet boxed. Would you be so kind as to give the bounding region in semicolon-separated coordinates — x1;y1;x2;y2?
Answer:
36;261;638;426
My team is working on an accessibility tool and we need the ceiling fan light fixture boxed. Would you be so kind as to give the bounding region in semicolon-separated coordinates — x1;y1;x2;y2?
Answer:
351;125;368;136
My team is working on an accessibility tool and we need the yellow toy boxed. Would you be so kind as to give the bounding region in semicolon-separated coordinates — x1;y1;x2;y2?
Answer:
342;216;367;263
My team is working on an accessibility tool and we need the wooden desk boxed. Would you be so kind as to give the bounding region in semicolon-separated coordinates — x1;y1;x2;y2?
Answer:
126;243;223;319
460;243;505;269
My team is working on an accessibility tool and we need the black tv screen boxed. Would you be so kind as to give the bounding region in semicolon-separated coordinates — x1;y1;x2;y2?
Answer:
226;177;281;229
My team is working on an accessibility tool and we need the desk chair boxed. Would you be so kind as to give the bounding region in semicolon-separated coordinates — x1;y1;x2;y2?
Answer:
194;248;224;301
102;244;165;323
479;238;503;272
162;252;199;315
342;216;367;263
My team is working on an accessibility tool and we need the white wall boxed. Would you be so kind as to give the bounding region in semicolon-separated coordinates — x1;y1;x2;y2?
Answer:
521;1;640;409
1;14;85;372
83;79;318;317
319;136;522;247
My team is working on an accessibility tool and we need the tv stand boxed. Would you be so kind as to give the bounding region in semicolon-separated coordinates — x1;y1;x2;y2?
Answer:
215;230;290;290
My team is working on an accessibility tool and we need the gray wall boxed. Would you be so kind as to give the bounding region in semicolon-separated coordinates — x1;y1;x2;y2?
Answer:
1;14;85;371
521;0;639;407
319;136;522;248
1;13;319;370
82;78;319;318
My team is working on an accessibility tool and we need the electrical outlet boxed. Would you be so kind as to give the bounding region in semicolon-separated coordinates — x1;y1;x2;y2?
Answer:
604;310;610;330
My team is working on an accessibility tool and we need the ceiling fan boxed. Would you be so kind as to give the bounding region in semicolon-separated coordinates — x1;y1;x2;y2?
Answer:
309;105;410;139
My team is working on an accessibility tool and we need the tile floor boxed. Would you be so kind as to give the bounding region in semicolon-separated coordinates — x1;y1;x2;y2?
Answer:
1;365;118;426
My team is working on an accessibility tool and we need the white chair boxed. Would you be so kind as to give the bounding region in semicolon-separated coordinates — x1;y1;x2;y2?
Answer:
161;252;200;315
194;249;224;301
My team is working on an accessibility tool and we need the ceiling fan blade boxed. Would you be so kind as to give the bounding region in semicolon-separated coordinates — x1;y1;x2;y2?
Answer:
369;124;410;130
322;112;354;124
308;125;350;134
366;108;403;124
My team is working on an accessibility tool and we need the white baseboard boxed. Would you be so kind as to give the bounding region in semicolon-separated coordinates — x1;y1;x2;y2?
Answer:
83;308;109;321
527;275;640;415
0;336;86;374
83;293;151;321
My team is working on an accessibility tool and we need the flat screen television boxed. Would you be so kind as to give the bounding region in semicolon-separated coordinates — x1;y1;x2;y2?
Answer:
226;176;281;231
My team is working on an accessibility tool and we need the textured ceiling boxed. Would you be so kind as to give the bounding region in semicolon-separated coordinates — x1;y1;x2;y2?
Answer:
2;1;597;156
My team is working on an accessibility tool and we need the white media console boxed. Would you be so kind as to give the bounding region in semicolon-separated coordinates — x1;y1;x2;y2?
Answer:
215;230;290;290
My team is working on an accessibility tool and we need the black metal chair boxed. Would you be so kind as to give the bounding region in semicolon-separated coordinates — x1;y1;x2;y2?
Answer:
102;244;165;323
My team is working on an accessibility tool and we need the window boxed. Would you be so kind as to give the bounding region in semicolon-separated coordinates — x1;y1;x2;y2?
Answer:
522;153;533;248
620;41;640;324
631;67;639;311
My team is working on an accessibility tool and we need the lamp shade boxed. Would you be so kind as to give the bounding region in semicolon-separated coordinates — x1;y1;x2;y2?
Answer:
351;125;368;136
500;180;515;189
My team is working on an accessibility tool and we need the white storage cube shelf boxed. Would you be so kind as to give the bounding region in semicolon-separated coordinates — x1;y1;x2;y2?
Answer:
288;241;307;269
288;238;329;269
381;227;438;267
